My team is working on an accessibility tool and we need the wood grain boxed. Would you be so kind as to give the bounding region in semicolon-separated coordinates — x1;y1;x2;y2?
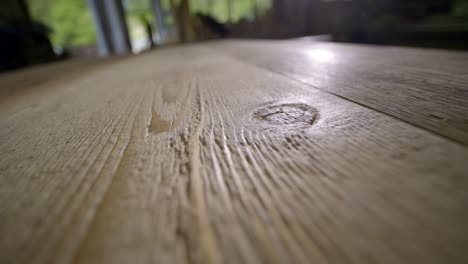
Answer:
0;41;467;264
0;56;119;119
219;40;468;145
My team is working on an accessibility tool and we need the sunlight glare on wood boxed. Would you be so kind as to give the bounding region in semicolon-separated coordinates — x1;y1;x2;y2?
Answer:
306;49;335;62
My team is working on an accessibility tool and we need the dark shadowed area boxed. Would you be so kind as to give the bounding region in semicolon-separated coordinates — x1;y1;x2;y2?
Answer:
1;0;467;71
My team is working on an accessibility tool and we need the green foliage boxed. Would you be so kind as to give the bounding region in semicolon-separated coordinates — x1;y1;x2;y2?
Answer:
26;0;272;48
28;0;96;48
453;0;468;18
123;0;155;41
124;0;154;24
189;0;272;23
124;0;150;12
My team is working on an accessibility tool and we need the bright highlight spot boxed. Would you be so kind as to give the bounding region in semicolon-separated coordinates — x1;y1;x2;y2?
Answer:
306;49;335;62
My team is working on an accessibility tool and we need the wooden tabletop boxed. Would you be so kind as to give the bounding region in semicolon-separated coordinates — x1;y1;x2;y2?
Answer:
1;40;467;264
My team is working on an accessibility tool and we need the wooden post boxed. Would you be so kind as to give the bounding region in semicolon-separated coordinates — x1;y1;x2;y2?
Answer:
177;0;191;43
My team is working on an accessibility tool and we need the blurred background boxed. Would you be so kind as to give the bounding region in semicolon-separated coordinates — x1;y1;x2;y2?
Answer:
1;0;468;72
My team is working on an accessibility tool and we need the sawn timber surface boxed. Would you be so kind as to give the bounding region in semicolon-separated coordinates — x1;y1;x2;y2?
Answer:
0;41;467;264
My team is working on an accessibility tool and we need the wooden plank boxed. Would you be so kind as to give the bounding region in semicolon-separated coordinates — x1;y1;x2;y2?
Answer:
219;40;468;145
0;42;468;264
0;57;115;119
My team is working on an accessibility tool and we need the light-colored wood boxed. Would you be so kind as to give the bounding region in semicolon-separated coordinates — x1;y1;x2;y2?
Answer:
0;41;468;264
220;40;468;145
0;57;115;119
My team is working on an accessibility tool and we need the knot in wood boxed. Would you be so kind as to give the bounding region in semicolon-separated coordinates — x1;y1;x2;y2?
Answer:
254;103;318;127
